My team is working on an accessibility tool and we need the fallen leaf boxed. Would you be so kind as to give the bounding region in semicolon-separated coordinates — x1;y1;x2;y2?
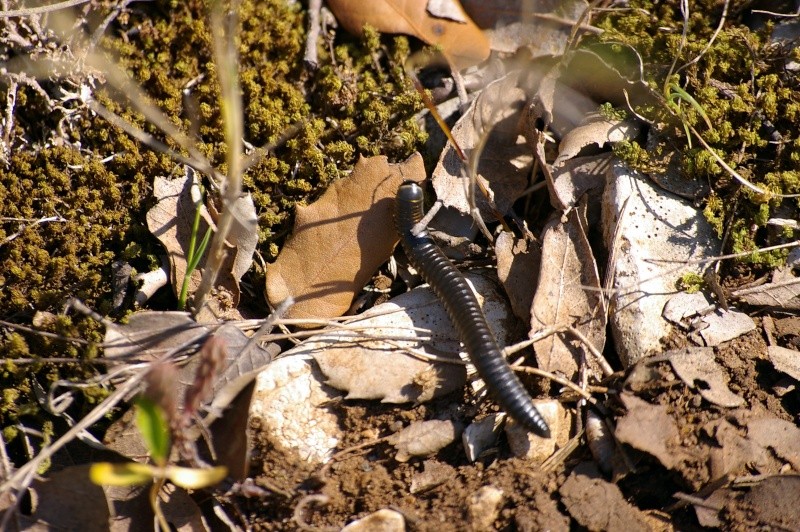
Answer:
528;44;654;138
553;113;642;168
703;417;770;480
387;419;462;462
615;393;688;470
692;309;756;346
495;231;540;324
432;72;533;218
531;203;606;379
325;0;489;69
734;276;800;309
666;347;745;407
747;417;800;471
766;345;800;381
549;153;613;211
728;475;800;529
560;469;650;532
308;273;511;403
462;0;589;56
146;168;248;311
265;153;425;322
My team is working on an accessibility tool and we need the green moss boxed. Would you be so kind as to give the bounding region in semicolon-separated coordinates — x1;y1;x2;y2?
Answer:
589;0;800;266
1;0;427;446
677;272;704;293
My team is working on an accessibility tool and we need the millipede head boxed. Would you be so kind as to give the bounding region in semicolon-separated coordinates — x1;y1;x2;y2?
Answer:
397;181;424;203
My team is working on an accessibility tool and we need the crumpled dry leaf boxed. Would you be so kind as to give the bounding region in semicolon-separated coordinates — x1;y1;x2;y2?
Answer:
615;393;689;471
560;468;650;532
734;276;800;309
495;231;540;324
528;44;655;138
554;113;642;169
462;0;588;56
387;419;462;462
746;417;800;471
325;0;489;69
549;153;613;211
531;203;605;379
666;347;745;407
102;312;279;471
104;311;210;363
693;475;800;529
432;71;533;218
308;273;511;403
265;153;425;322
691;309;757;346
766;345;800;381
146;168;254;312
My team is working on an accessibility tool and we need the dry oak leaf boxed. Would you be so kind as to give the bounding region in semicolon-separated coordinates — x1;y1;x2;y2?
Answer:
265;153;425;321
326;0;490;70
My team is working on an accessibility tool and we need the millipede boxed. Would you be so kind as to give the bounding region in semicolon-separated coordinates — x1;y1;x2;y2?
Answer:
395;181;551;438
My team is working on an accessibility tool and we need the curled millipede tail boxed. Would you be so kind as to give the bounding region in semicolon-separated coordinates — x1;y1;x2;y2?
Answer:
395;181;550;438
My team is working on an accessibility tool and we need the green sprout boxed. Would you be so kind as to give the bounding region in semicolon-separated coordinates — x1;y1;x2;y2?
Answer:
177;204;213;311
665;82;714;149
89;397;227;531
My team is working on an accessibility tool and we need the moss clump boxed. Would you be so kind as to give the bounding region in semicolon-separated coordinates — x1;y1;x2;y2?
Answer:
677;272;704;293
1;0;427;445
590;0;800;263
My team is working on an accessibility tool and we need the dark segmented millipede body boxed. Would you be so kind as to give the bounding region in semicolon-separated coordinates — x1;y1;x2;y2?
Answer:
395;181;551;438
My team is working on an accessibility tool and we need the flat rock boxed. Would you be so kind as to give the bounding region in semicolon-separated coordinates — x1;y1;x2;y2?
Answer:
602;163;719;366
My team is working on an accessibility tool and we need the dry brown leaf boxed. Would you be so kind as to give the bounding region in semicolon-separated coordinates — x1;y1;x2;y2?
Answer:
325;0;489;69
553;113;641;168
530;203;605;379
495;231;540;324
734;276;800;309
747;417;800;471
462;0;589;56
265;153;425;321
432;72;532;217
528;45;655;138
767;345;800;381
550;153;613;212
146;170;212;299
387;419;462;462
560;469;650;532
146;168;249;311
666;348;745;408
615;393;689;471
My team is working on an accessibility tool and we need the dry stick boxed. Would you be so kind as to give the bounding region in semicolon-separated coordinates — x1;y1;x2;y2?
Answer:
675;0;731;76
303;0;322;69
689;124;800;198
193;0;244;312
0;0;88;17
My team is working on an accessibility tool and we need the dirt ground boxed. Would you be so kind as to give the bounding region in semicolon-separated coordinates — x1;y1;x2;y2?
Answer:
2;0;799;530
240;323;799;531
